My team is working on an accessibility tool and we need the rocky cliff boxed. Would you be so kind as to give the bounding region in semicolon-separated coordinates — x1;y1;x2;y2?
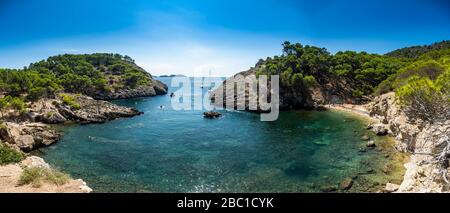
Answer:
366;92;450;192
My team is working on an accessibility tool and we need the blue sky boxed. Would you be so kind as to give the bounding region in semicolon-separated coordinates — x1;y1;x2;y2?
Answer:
0;0;449;76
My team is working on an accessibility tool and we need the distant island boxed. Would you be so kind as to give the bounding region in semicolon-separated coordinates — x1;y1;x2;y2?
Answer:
159;74;187;78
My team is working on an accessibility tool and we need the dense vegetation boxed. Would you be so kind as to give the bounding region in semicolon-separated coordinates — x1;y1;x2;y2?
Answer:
255;41;412;97
391;49;450;122
254;41;449;119
386;40;450;59
0;53;153;106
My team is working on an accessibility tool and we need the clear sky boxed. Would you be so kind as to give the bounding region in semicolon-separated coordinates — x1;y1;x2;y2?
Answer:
0;0;449;77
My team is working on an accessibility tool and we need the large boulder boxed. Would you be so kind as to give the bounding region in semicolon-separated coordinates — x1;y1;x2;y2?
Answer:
15;135;35;152
384;183;400;193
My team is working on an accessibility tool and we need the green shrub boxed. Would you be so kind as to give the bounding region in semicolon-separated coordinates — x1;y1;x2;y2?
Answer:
374;75;396;95
435;69;450;97
59;94;81;110
352;89;364;98
0;144;25;165
396;75;448;122
19;167;70;188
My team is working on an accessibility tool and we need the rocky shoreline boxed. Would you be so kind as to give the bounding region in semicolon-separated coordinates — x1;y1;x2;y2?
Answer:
327;93;449;192
1;93;144;152
367;93;449;192
0;92;154;192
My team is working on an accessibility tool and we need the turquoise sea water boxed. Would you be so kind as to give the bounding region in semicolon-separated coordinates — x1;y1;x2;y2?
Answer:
38;77;406;192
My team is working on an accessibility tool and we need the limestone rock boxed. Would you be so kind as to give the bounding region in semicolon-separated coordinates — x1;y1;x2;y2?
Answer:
367;92;450;192
384;183;400;193
15;135;35;152
0;122;61;152
20;156;50;169
31;94;143;125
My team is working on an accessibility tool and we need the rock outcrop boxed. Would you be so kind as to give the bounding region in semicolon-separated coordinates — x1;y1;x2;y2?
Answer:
0;93;145;152
366;92;450;192
0;122;61;152
30;94;143;125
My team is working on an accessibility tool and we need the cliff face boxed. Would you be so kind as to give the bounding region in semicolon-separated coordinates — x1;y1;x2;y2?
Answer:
367;93;450;192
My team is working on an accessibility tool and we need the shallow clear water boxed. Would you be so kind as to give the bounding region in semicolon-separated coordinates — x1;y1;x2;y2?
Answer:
38;77;406;192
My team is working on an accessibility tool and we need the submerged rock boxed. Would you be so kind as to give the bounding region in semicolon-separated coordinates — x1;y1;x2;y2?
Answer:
361;134;370;141
320;185;338;192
